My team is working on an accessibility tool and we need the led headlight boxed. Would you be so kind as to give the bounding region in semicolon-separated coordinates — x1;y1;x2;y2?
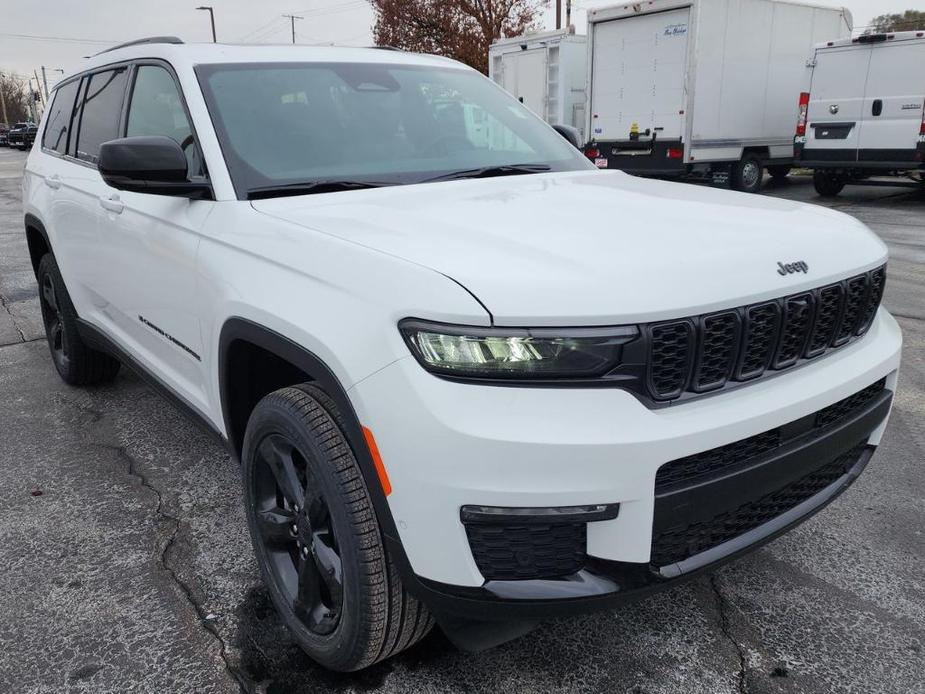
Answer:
399;319;639;380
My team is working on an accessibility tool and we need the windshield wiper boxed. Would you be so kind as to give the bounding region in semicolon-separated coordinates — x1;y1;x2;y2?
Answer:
247;180;392;200
421;164;552;184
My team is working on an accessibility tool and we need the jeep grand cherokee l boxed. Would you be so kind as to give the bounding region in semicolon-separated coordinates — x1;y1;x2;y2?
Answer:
22;38;901;671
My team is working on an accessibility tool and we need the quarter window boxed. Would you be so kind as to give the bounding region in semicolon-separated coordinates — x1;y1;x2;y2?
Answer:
42;79;80;155
127;65;203;177
74;68;129;164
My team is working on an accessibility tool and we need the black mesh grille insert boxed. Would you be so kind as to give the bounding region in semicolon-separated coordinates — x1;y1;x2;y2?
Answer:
465;522;586;581
648;322;692;398
651;443;867;567
655;379;885;494
644;266;886;400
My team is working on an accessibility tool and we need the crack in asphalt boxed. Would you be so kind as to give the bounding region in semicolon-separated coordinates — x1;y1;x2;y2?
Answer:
68;397;254;694
0;336;42;348
710;575;749;694
0;290;27;343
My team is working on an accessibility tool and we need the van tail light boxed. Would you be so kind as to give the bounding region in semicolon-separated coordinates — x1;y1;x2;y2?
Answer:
585;146;600;159
920;107;925;136
796;92;810;137
666;147;683;159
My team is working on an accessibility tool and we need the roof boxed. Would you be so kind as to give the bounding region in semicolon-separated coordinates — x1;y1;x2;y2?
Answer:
66;39;466;81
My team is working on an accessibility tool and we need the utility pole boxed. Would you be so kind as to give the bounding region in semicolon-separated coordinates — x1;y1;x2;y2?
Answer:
196;6;217;42
283;14;303;44
32;71;44;119
41;66;49;100
556;0;561;29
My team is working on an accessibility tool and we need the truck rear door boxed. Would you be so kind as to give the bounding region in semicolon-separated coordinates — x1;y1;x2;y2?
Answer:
805;45;872;160
500;48;547;120
857;38;925;162
590;7;690;142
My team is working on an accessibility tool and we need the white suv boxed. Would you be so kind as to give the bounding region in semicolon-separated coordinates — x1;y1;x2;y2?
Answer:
23;38;901;671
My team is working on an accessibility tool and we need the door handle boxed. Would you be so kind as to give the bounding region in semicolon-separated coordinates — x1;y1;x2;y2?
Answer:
872;99;883;116
99;194;124;214
44;174;61;190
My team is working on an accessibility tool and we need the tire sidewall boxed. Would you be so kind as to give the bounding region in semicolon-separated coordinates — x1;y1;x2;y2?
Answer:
241;391;378;670
732;155;763;193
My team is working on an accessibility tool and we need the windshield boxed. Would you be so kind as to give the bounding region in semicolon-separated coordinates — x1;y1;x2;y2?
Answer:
195;61;592;198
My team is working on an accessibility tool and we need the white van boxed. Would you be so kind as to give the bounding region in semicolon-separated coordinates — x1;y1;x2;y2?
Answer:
795;31;925;196
489;29;588;140
585;0;851;192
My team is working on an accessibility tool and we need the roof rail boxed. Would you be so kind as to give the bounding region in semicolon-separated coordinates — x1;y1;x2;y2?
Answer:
94;36;184;56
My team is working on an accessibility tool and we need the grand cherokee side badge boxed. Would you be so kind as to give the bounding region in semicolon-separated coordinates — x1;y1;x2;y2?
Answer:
778;261;809;276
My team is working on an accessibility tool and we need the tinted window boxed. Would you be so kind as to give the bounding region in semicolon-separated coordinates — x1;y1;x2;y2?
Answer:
127;65;203;177
42;79;81;154
74;68;128;164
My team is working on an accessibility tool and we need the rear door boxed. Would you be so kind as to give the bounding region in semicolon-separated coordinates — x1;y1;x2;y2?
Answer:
500;48;547;119
590;7;690;141
805;45;871;158
857;38;925;162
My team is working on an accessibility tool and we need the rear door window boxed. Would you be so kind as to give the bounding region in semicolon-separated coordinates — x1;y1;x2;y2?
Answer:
74;67;129;165
42;79;81;155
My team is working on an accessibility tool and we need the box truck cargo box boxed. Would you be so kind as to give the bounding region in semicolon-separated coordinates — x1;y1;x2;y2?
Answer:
489;29;588;139
585;0;852;192
795;31;925;196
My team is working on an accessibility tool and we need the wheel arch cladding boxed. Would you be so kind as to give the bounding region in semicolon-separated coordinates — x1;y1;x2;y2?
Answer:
24;214;51;278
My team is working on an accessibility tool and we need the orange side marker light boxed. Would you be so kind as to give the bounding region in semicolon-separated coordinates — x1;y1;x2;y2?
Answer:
362;426;392;496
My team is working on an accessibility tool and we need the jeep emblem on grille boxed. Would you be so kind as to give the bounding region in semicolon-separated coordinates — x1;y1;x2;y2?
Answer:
777;261;809;276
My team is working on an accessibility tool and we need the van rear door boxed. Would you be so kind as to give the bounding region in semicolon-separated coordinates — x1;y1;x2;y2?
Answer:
500;48;547;120
590;7;690;142
857;38;925;162
805;44;872;160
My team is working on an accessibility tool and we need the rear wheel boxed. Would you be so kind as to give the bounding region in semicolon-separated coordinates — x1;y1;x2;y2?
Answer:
242;384;433;671
731;154;764;193
813;170;846;197
37;254;121;386
767;165;792;180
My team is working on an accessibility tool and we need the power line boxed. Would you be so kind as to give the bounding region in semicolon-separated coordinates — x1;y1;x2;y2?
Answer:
0;31;116;45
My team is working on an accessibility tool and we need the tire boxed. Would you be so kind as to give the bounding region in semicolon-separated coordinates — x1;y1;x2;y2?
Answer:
37;254;121;386
767;165;791;180
242;384;433;672
730;154;764;193
813;170;846;197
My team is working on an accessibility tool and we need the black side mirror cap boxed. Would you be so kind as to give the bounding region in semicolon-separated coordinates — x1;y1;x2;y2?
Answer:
99;136;212;199
552;124;583;150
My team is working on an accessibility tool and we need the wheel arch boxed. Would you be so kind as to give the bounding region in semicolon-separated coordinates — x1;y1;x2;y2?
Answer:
24;213;51;279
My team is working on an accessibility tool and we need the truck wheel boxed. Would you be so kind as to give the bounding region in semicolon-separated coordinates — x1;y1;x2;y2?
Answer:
37;254;121;386
767;165;791;180
242;384;433;672
813;170;846;197
731;154;764;193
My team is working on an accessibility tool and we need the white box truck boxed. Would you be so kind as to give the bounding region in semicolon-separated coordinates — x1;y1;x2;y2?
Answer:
585;0;852;192
795;31;925;196
489;28;588;139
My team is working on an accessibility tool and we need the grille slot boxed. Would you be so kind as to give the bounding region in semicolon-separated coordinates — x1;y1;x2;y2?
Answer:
647;322;693;399
465;522;586;581
815;378;886;428
644;266;885;401
651;443;867;567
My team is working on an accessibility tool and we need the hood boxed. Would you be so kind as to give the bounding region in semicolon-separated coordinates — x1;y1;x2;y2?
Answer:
252;171;887;325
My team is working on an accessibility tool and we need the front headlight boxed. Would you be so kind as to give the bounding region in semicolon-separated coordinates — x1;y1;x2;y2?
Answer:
399;319;639;380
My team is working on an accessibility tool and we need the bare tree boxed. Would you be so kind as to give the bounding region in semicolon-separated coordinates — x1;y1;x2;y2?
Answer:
371;0;547;73
0;73;31;124
866;9;925;33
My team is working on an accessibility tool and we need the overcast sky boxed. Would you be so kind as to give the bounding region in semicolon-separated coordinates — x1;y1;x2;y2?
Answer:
0;0;918;91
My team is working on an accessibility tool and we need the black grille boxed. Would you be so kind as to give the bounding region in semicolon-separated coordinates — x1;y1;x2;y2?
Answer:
465;522;586;581
645;266;886;401
655;379;885;494
651;443;867;567
647;322;693;399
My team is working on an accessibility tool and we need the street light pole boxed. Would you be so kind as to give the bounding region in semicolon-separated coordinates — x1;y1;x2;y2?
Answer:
283;14;304;44
41;66;49;100
196;6;217;42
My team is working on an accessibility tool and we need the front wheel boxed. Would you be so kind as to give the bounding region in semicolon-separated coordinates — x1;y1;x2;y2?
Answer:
731;154;764;193
813;170;846;197
242;384;433;671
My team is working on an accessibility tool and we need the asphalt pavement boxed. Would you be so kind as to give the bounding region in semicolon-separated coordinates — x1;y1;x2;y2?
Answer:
0;146;923;693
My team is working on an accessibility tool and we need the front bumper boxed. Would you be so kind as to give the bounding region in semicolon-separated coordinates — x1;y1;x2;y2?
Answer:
349;309;901;619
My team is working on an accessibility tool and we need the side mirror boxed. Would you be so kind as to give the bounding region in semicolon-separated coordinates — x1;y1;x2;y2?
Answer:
98;136;212;199
552;124;583;150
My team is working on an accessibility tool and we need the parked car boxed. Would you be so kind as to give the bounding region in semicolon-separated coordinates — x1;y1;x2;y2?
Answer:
0;123;10;146
8;122;38;149
23;38;901;672
795;31;925;196
584;0;852;192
